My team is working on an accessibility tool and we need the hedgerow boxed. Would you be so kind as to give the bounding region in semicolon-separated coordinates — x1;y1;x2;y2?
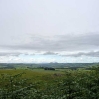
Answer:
0;66;99;99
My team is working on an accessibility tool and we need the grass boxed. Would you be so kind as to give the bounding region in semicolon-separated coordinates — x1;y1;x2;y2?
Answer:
0;67;98;99
0;69;65;83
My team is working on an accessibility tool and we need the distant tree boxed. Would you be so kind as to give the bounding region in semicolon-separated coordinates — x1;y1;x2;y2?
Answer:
44;67;55;70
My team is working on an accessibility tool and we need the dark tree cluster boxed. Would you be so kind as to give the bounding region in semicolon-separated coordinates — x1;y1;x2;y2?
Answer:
44;67;55;70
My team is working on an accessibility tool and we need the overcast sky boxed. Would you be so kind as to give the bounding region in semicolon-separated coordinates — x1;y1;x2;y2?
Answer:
0;0;99;63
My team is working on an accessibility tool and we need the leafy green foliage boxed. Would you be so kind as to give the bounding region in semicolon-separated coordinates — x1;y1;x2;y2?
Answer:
0;66;99;99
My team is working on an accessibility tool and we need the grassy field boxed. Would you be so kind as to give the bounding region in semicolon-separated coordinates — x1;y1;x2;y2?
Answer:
0;67;99;99
0;68;90;87
0;68;66;89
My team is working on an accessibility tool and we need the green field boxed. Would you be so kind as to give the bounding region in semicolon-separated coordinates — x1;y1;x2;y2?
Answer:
0;67;99;99
0;69;65;83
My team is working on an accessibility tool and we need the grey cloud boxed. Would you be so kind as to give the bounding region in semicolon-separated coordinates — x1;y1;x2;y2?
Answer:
0;33;99;52
43;51;58;55
62;51;99;57
0;52;21;56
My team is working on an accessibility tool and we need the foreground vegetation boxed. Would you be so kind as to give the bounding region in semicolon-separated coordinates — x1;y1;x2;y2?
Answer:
0;66;99;99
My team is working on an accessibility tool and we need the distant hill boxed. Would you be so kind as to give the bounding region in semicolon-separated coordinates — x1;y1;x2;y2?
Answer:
0;63;99;69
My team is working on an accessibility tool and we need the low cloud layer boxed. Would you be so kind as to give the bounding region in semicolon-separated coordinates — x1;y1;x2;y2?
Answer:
0;52;21;56
0;33;99;52
62;51;99;57
43;51;58;55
